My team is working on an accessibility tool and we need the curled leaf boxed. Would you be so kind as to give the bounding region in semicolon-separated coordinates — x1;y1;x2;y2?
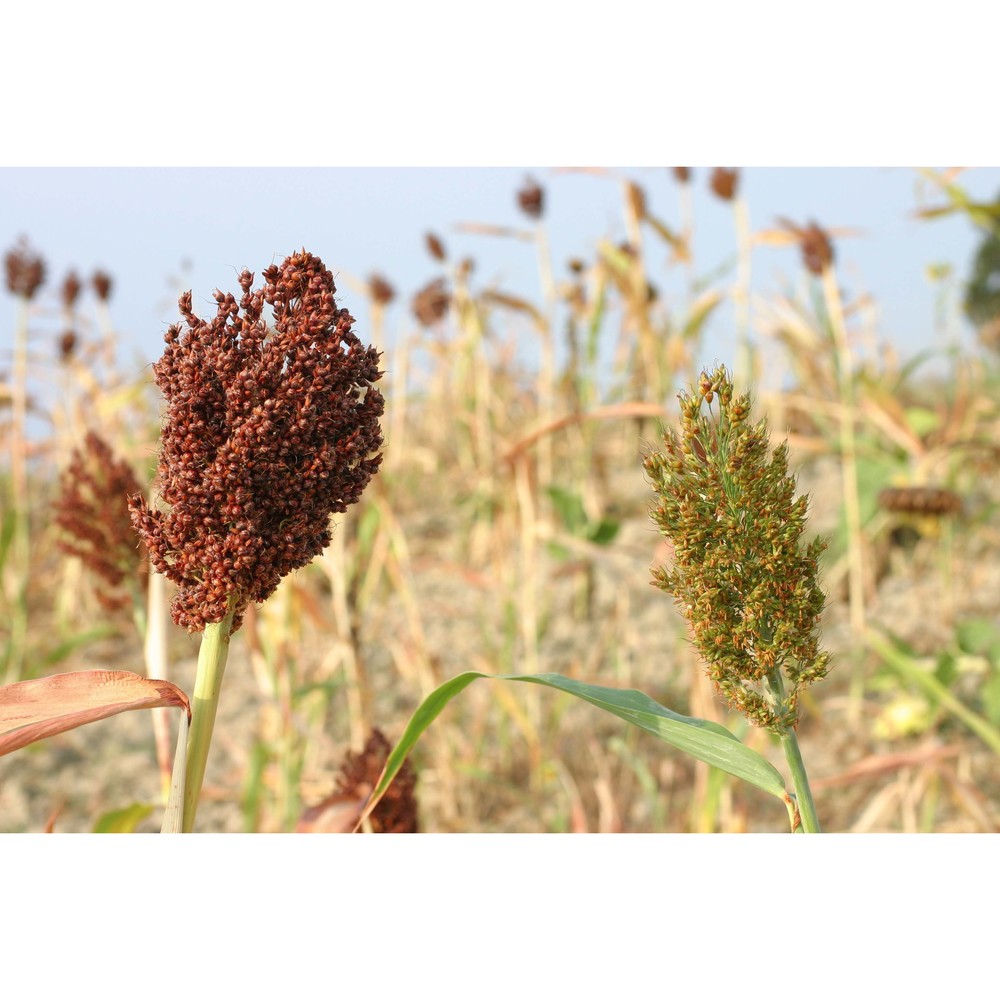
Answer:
0;670;190;757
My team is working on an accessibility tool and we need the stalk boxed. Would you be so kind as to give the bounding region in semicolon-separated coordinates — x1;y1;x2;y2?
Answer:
4;295;30;684
182;609;235;831
779;728;821;833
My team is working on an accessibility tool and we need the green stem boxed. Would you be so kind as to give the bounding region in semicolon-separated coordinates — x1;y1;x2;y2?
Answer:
182;610;235;832
780;728;821;833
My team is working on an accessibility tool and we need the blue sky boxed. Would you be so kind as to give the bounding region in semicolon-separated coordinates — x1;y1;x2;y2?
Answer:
2;167;997;386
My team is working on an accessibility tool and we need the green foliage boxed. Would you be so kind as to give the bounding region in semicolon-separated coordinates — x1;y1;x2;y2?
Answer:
93;802;154;833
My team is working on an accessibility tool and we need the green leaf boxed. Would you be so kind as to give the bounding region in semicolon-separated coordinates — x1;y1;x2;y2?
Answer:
586;518;621;546
981;673;1000;730
867;628;1000;755
955;619;1000;658
546;486;586;535
903;406;941;440
93;802;154;833
356;671;789;830
934;651;958;688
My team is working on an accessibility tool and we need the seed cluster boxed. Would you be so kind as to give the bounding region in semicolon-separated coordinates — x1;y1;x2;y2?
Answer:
129;250;384;633
54;432;148;613
4;237;46;299
335;728;418;833
644;365;830;731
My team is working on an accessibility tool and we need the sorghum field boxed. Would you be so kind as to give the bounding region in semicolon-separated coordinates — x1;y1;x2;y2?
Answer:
3;167;1000;834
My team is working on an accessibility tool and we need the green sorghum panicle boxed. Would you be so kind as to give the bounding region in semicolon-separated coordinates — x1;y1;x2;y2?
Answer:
644;364;830;733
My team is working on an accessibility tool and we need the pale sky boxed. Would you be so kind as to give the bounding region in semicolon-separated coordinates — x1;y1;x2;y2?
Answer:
2;167;996;391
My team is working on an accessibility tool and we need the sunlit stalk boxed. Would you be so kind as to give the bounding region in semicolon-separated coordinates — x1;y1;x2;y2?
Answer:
182;609;235;831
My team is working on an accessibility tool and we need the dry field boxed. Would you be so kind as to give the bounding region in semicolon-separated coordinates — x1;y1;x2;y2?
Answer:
2;168;999;833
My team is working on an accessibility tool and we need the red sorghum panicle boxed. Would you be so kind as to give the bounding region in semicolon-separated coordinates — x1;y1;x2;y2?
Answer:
517;175;544;219
54;432;148;613
644;364;830;732
425;232;447;262
411;277;450;326
336;728;418;833
672;167;692;184
58;329;78;362
92;270;113;302
798;221;834;276
4;237;46;299
61;270;82;309
368;273;396;306
709;168;739;202
129;250;384;633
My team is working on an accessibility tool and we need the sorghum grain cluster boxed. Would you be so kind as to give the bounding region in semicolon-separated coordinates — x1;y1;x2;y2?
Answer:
129;250;384;633
644;365;830;731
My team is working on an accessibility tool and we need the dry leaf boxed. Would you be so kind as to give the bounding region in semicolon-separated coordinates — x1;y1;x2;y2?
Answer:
0;670;190;757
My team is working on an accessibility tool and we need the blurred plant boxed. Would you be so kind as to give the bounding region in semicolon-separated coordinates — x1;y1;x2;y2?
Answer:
54;432;148;619
3;236;46;684
129;249;384;830
412;277;450;326
298;728;418;832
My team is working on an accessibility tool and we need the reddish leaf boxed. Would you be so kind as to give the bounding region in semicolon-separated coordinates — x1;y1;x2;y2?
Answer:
0;670;190;757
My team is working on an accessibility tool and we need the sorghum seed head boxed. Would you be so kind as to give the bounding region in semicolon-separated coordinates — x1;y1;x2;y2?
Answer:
517;175;544;219
129;249;384;633
645;363;830;732
411;278;450;326
368;273;396;306
425;232;447;262
4;237;46;300
672;167;692;184
799;221;834;276
92;269;113;302
336;728;418;833
58;329;78;362
61;270;82;309
878;486;963;517
709;168;739;202
54;432;148;613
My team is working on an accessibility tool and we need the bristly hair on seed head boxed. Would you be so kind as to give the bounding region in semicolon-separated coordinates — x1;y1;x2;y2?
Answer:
129;249;385;634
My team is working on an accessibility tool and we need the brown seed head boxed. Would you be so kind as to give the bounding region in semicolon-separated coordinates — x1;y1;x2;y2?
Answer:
411;277;450;326
58;329;79;362
92;270;113;302
709;168;740;202
368;273;396;306
517;175;544;219
425;232;447;262
128;249;385;633
54;432;148;613
878;486;963;517
672;167;692;184
61;270;82;309
336;728;418;833
4;237;46;300
798;220;835;276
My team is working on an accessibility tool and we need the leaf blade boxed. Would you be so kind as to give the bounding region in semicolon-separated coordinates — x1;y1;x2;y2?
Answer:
0;670;191;757
357;671;788;830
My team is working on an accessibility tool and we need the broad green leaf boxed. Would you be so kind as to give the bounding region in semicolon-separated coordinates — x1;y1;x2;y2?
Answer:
356;671;789;830
93;803;154;833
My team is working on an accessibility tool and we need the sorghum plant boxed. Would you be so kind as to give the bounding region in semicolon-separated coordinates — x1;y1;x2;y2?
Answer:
129;249;384;830
644;363;830;829
54;431;148;622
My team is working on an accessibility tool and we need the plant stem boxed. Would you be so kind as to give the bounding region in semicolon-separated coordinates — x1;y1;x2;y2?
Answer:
780;728;821;833
182;610;235;831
